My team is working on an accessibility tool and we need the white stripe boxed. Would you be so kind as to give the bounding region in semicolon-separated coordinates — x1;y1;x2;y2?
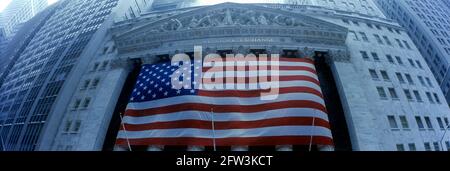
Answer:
123;108;329;125
117;126;332;139
202;70;318;79
126;93;325;110
199;80;321;91
203;61;315;68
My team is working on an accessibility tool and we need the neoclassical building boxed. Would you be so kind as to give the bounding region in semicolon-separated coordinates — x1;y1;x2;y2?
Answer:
1;0;449;151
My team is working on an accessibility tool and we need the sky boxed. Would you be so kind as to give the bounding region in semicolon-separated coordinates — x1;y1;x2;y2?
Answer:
0;0;59;13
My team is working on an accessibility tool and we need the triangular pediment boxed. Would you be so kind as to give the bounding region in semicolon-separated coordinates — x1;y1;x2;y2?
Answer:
115;2;347;41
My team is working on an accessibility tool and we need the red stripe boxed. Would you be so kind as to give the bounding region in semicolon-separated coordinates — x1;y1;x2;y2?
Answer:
199;86;323;98
201;75;320;85
202;66;317;74
115;136;333;146
125;100;327;117
121;117;331;131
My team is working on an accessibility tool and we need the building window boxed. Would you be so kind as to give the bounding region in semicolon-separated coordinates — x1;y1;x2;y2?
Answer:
437;118;445;129
404;89;413;101
82;98;91;109
433;142;440;151
425;78;433;87
359;32;369;42
424;142;432;151
91;78;100;88
81;80;91;90
100;61;109;70
374;34;383;44
408;143;416;151
396;144;405;151
416;61;423;69
416;116;425;130
396;39;404;48
388;115;399;129
433;93;441;104
426;92;434;103
383;36;392;45
395;56;404;65
369;69;379;80
418;76;426;86
360;51;369;60
403;40;412;49
371;52;380;61
92;62;100;72
405;74;414;85
64;121;72;133
380;70;390;81
399;116;409;129
73;120;81;132
72;99;81;110
408;59;416;67
413;90;422;102
424;117;433;129
386;55;395;64
377;87;388;99
396;73;405;84
388;88;399;99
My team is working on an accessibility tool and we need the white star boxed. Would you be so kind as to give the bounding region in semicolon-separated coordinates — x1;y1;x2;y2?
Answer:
153;73;157;76
171;69;175;72
152;65;155;68
166;66;171;69
154;84;159;88
160;70;163;73
157;76;161;79
133;89;137;92
147;90;152;94
152;94;157;98
130;97;134;101
139;83;144;87
150;81;154;84
146;79;150;82
156;67;160;70
143;86;147;90
162;63;166;66
145;69;149;72
149;71;153;74
137;92;141;95
190;89;195;93
166;82;170;86
141;96;145;100
164;92;168;96
159;87;163;92
161;79;166;82
177;90;181;94
164;72;168;75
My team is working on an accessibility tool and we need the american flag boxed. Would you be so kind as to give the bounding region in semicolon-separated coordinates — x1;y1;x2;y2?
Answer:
115;57;333;147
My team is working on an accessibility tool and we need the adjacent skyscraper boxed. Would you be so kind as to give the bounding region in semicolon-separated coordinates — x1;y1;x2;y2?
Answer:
0;0;48;38
375;0;450;105
0;0;152;151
